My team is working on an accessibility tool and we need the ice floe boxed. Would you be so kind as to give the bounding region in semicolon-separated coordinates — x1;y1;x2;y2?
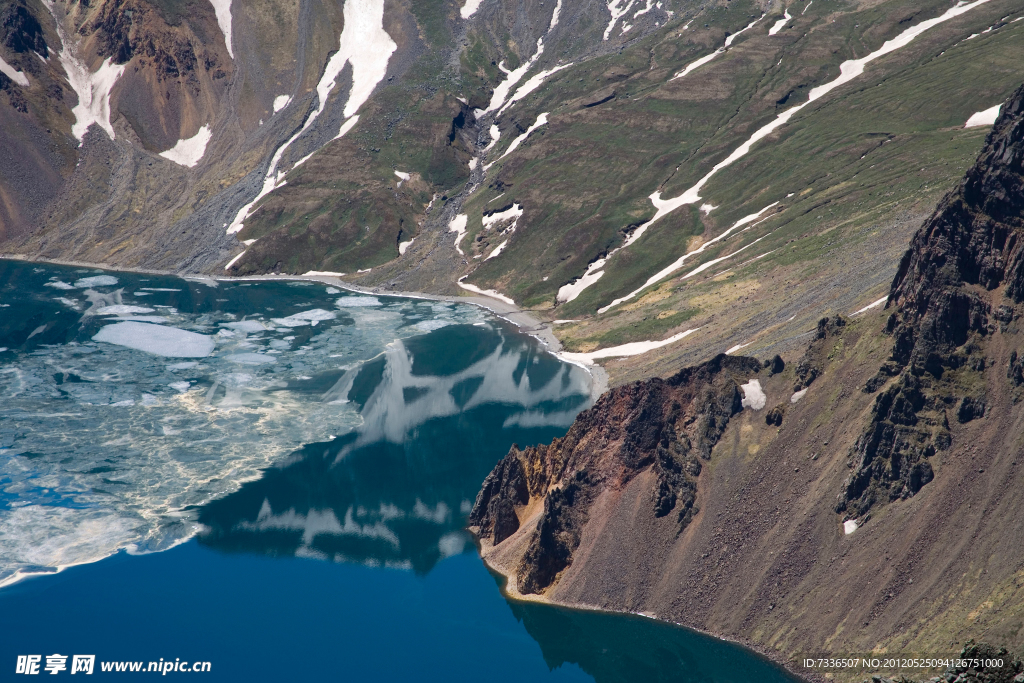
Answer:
560;328;699;364
271;309;337;327
449;214;469;255
74;275;118;288
336;296;381;307
96;305;156;315
0;54;29;86
769;9;791;35
159;125;212;167
739;379;766;410
965;104;1001;128
208;0;234;58
221;320;270;333
44;281;76;290
93;322;216;357
224;353;277;364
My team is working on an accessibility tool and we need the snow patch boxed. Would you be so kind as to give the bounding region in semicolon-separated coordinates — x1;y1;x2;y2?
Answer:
484;0;563;113
334;114;360;140
62;55;126;142
208;0;234;58
739;379;766;410
802;1;812;14
226;0;393;235
399;237;415;255
604;0;637;40
460;0;484;19
769;9;791;35
852;296;887;315
670;15;763;81
317;0;396;120
560;328;699;365
303;270;346;277
725;342;750;355
485;240;509;260
273;95;291;112
598;202;778;312
487;113;548;166
449;214;469;255
159;125;212;167
0;55;29;86
585;0;996;308
790;388;808;404
93;322;215;357
224;251;246;270
499;65;571;116
843;519;859;535
965;104;1001;128
457;277;515;305
557;258;606;303
482;203;523;231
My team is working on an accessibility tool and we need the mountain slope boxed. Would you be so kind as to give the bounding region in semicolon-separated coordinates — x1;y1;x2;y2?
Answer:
471;84;1024;681
3;0;1022;386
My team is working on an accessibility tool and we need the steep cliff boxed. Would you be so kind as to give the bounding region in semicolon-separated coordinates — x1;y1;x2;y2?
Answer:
472;83;1024;681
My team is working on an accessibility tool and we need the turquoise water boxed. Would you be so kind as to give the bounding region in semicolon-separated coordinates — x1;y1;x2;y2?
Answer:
0;260;801;682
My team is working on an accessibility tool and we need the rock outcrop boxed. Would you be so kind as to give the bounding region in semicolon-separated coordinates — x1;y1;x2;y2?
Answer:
471;83;1024;679
471;354;761;594
840;83;1024;519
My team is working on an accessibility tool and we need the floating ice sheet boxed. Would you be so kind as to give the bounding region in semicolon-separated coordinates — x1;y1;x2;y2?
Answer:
93;322;216;357
4;261;595;587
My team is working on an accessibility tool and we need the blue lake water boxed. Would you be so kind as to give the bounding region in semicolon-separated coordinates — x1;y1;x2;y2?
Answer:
0;259;802;682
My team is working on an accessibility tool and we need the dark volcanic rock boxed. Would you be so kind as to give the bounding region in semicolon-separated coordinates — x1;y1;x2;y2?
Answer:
840;83;1024;517
471;354;761;594
1;1;48;56
794;316;846;391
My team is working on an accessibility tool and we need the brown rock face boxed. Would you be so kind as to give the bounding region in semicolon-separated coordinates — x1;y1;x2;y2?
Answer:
842;83;1024;519
471;83;1024;675
471;354;761;594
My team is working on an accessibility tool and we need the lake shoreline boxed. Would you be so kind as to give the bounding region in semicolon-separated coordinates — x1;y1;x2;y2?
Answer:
0;253;609;398
476;553;818;683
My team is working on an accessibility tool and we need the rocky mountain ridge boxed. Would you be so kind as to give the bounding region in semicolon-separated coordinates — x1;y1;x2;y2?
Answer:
471;83;1024;682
